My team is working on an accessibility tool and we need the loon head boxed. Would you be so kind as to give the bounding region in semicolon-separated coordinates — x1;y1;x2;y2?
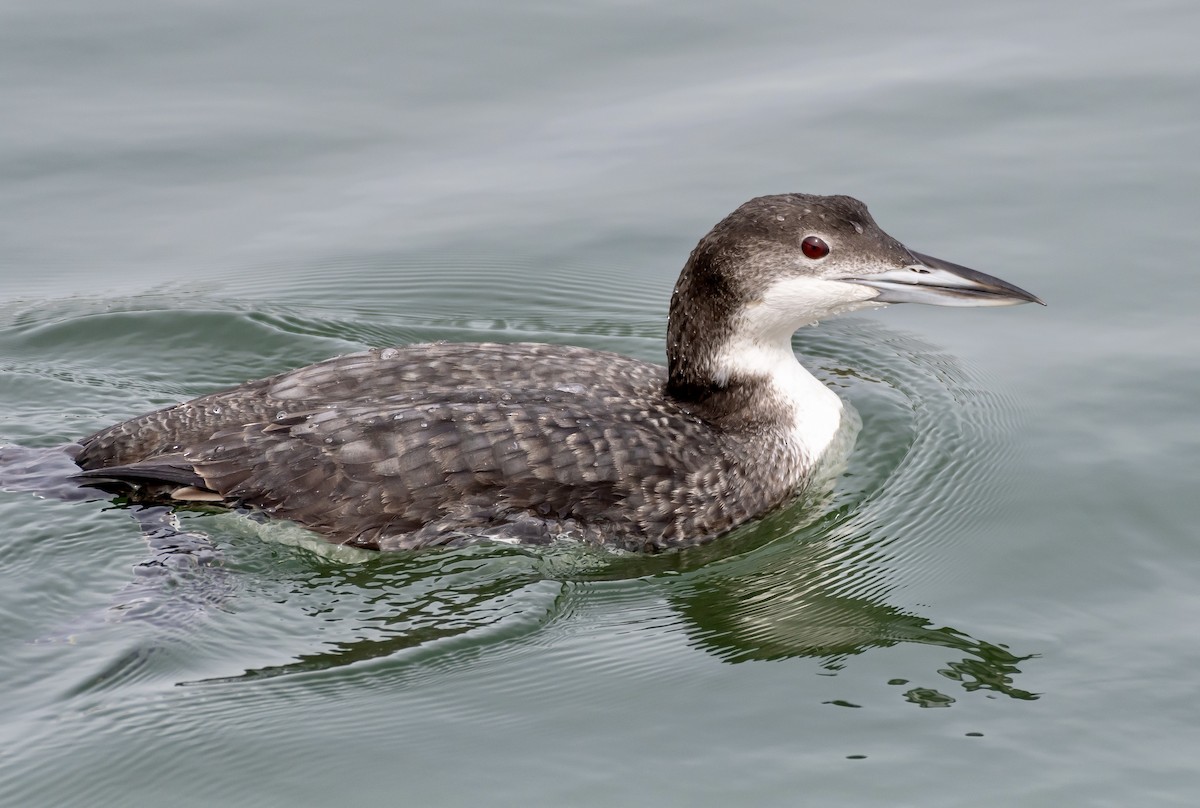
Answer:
667;193;1042;397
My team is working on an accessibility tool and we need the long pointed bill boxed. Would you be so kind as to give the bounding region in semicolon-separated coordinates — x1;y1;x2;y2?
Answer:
844;251;1044;307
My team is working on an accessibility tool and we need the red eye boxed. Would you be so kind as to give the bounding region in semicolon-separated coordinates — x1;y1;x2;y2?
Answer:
801;235;829;260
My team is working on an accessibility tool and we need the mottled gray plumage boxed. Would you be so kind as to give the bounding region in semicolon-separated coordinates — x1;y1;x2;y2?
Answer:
74;194;1041;551
76;344;796;551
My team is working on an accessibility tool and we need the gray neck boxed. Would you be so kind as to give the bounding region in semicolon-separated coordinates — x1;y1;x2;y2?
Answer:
663;219;850;451
665;237;746;409
664;234;807;434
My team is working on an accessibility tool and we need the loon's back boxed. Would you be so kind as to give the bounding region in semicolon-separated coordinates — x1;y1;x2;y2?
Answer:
75;343;807;551
77;343;663;468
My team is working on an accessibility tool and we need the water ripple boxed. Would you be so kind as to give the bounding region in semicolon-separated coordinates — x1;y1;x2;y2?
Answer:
0;292;1039;738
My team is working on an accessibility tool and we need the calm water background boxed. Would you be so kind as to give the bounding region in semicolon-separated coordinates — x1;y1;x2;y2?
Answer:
1;1;1198;805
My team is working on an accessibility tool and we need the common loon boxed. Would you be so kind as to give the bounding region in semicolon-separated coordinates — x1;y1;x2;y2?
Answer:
73;194;1041;552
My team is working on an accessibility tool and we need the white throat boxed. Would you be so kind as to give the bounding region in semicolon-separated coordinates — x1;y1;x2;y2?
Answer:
710;274;882;462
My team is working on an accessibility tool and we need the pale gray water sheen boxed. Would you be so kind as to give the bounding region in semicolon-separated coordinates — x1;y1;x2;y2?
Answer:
2;2;1200;806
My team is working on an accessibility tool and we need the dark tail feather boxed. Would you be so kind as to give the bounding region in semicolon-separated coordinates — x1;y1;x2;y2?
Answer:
73;455;207;490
